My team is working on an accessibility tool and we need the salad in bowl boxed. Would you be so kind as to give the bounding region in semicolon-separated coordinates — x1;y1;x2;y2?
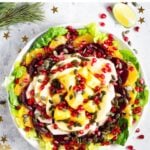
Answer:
5;23;149;150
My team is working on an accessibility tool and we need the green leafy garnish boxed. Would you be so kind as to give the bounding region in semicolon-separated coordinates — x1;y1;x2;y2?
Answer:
116;118;129;145
12;64;27;78
77;23;108;42
31;26;68;50
119;49;140;70
137;87;149;107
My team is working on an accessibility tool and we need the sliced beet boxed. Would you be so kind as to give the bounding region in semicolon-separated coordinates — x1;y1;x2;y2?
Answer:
111;57;129;84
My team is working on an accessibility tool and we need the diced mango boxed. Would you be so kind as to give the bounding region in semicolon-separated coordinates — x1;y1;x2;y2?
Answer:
14;73;30;96
14;84;22;96
25;48;45;65
128;89;137;104
54;108;71;121
52;94;61;104
124;64;139;86
71;111;89;126
73;34;93;47
66;92;84;109
111;50;123;59
24;116;33;128
41;134;52;142
49;36;67;49
84;100;98;113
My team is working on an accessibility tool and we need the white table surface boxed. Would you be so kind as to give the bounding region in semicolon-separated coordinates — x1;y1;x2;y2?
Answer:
0;2;150;150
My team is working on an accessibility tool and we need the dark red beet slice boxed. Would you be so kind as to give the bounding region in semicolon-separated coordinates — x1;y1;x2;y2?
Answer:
111;57;129;84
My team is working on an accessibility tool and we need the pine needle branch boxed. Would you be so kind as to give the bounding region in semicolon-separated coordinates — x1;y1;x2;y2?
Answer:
0;3;44;28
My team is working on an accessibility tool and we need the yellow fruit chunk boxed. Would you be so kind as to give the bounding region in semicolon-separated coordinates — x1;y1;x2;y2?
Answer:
84;100;98;113
52;94;61;104
54;108;71;121
124;64;139;86
73;34;93;47
24;116;33;128
25;48;45;65
71;111;89;126
113;3;137;28
128;89;137;104
14;73;30;96
41;134;52;142
111;50;123;59
49;36;67;49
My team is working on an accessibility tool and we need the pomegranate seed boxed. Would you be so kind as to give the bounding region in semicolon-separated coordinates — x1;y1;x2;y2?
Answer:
108;34;114;40
30;90;34;96
133;106;142;114
107;117;112;122
99;22;105;27
105;63;111;72
139;78;144;85
99;13;107;19
45;133;51;138
28;111;33;116
91;57;97;66
24;126;31;132
38;60;44;65
135;86;140;92
111;107;116;113
134;99;139;105
83;99;88;103
40;84;45;90
37;53;42;58
85;124;90;129
126;145;134;150
101;141;110;146
106;6;112;12
53;124;58;129
99;73;105;79
134;26;140;32
94;86;100;92
27;98;34;105
15;78;19;84
137;134;144;139
15;105;21;110
129;66;134;71
77;105;84;111
23;78;29;83
135;128;140;133
123;36;129;42
79;130;84;134
102;67;107;73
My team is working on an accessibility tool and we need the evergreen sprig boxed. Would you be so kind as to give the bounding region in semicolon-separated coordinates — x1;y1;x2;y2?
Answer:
0;3;44;28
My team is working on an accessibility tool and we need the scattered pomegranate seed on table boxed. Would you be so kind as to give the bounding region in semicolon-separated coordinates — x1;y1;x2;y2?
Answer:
99;22;105;27
137;134;144;139
126;145;134;150
106;6;112;12
135;128;140;133
99;13;107;19
134;26;140;32
123;36;129;42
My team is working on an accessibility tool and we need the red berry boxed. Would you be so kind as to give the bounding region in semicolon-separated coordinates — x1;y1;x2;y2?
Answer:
134;26;140;32
99;22;105;27
99;13;107;19
137;134;144;139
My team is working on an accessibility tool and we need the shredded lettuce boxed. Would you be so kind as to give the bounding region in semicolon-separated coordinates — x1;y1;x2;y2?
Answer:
116;118;129;145
77;23;108;42
119;49;140;71
12;64;27;78
8;82;19;106
31;27;68;50
137;87;149;107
